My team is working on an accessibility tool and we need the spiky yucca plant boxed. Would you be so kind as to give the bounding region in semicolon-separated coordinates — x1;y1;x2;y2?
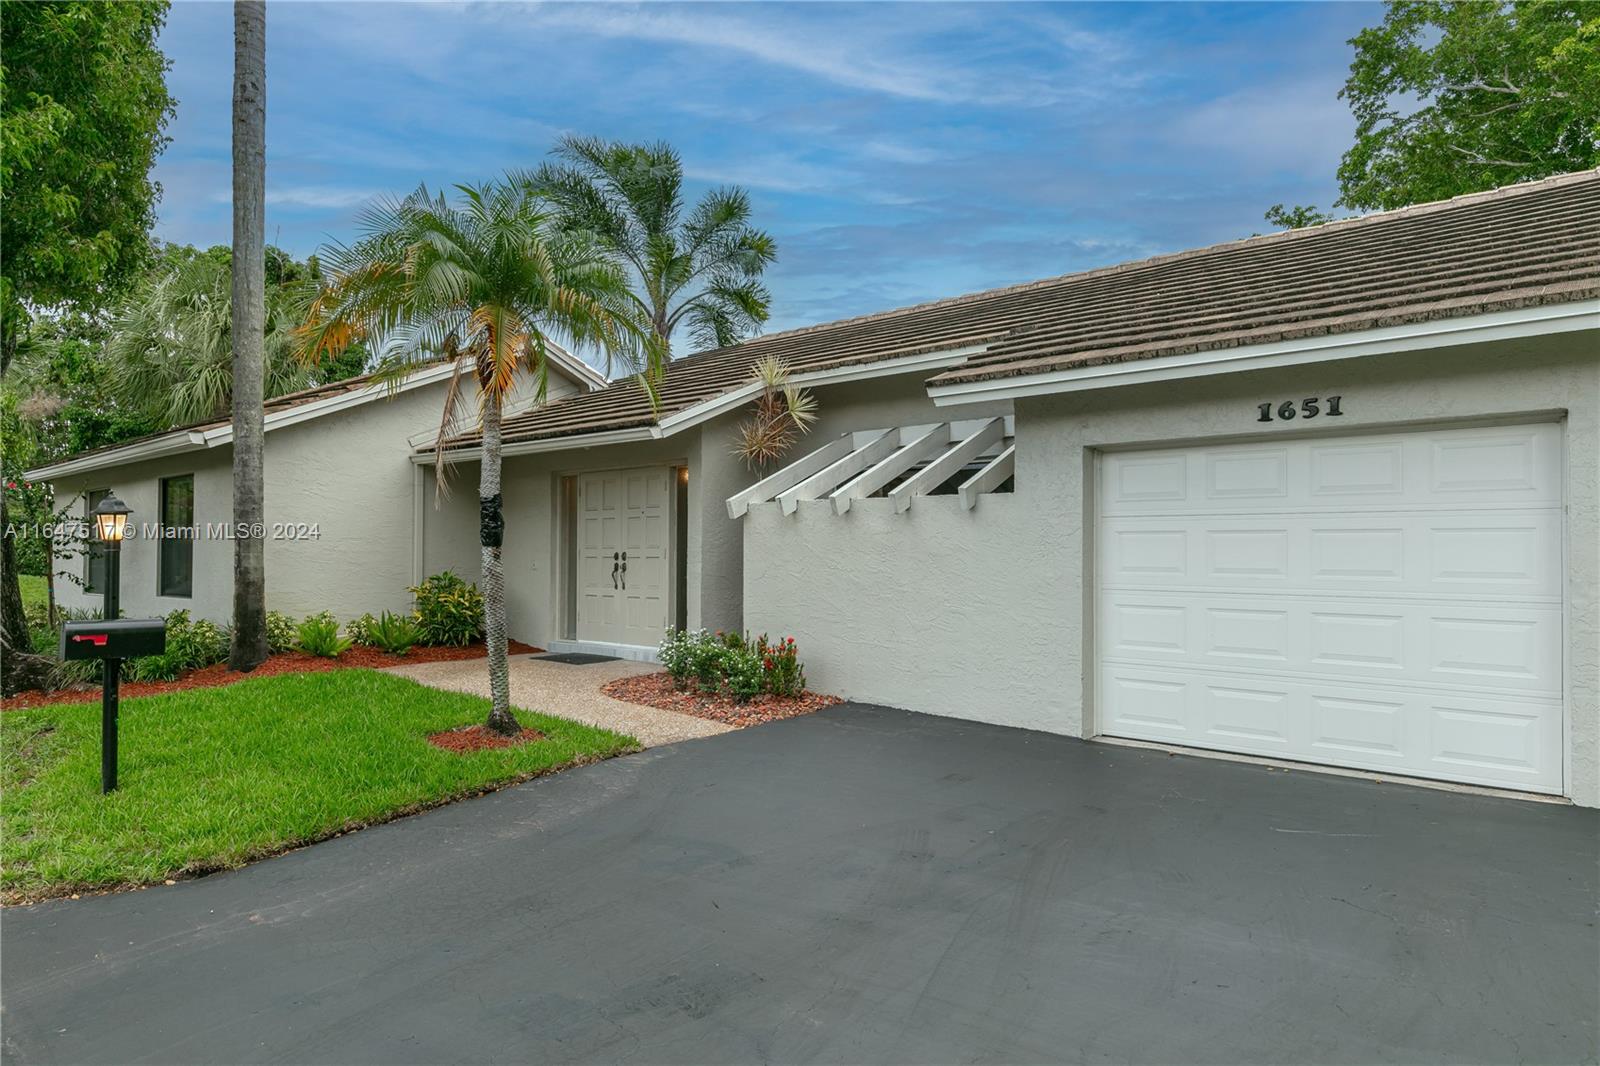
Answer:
734;356;817;469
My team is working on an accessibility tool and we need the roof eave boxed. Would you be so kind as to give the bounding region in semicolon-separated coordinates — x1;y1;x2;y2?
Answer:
927;299;1600;405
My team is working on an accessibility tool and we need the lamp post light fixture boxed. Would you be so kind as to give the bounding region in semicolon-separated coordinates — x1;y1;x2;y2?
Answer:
91;491;132;793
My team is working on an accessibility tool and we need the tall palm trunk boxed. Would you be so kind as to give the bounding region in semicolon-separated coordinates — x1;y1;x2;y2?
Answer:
479;391;515;734
228;0;268;672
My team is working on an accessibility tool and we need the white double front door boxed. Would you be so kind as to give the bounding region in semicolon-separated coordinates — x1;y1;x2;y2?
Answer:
1096;422;1564;793
577;467;671;648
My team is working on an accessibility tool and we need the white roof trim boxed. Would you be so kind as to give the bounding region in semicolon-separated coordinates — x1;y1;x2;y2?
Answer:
927;300;1600;405
29;346;608;481
26;362;464;480
419;343;994;466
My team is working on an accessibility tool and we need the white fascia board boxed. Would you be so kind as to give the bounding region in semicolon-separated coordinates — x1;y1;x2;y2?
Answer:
654;344;990;438
33;363;465;481
544;344;609;392
26;429;210;481
413;426;658;465
926;300;1600;405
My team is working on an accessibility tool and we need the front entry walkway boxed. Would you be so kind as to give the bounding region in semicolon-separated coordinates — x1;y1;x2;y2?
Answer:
385;654;731;747
3;705;1594;1064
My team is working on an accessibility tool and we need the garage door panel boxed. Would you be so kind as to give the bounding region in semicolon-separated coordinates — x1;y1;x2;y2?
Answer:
1102;423;1560;517
1102;589;1560;694
1097;422;1563;794
1101;512;1561;598
1098;663;1561;791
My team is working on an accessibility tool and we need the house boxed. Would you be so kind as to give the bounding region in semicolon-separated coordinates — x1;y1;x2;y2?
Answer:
30;170;1600;807
27;345;608;622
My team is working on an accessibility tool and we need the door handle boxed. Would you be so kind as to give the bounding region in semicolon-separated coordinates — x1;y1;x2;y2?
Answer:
612;552;620;589
620;551;627;589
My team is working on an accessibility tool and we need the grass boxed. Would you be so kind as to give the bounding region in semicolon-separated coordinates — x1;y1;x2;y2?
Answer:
1;669;638;900
19;573;47;614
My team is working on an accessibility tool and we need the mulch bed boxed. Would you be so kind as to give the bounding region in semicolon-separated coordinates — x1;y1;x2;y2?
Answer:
601;671;842;729
427;724;546;753
1;640;543;711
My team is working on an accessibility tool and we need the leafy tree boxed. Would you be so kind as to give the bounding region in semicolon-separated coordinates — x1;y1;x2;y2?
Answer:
0;1;175;373
231;0;269;672
1336;1;1600;211
298;179;659;734
529;135;777;354
104;249;360;427
1263;204;1338;230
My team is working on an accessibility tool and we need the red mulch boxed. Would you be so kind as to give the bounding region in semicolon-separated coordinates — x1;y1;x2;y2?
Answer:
0;640;543;711
601;671;842;729
427;724;545;752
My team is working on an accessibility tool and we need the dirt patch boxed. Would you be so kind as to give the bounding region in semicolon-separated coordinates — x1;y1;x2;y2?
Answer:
601;671;842;729
1;640;544;711
426;723;546;753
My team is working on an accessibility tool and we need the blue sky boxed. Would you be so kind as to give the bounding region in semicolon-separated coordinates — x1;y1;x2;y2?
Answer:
152;1;1378;334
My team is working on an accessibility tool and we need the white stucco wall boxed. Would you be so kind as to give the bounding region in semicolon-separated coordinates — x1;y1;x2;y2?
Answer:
47;364;589;625
743;332;1600;807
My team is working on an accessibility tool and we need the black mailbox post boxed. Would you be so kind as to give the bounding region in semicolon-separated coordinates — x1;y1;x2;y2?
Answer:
72;492;166;794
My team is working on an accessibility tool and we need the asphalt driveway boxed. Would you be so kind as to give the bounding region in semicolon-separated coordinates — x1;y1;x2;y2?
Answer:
3;704;1596;1065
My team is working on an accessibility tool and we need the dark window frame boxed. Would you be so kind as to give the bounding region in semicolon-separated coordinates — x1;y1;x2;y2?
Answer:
84;489;109;594
158;474;195;598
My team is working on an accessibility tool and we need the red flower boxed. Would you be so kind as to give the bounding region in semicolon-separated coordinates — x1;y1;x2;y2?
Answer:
5;481;14;489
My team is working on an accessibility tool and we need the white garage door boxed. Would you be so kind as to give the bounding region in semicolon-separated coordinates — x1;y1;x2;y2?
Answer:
1096;422;1564;793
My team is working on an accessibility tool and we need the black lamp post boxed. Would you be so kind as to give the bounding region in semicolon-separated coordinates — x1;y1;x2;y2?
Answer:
91;492;132;793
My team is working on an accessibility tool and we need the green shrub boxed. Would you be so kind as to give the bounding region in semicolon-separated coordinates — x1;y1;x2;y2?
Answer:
345;612;380;647
124;610;229;682
368;611;421;656
265;610;298;654
657;627;811;701
296;613;352;659
723;646;765;703
408;571;484;646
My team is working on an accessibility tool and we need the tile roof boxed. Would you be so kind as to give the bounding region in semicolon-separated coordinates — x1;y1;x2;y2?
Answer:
451;168;1597;449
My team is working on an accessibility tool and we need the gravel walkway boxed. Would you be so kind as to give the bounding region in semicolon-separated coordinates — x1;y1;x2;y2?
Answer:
384;654;732;748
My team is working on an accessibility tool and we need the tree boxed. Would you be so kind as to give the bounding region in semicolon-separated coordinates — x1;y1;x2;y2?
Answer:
0;1;175;374
105;249;358;427
734;357;818;469
297;180;658;734
229;0;268;672
1336;1;1600;211
1263;204;1338;230
1;0;173;691
530;136;777;354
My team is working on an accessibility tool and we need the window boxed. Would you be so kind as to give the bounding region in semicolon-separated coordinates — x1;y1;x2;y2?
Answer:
84;489;109;593
159;475;194;598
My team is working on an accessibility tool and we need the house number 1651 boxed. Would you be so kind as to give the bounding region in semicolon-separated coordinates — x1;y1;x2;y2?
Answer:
1257;396;1343;422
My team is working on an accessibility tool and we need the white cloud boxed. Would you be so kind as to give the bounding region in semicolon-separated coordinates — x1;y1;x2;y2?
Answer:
1169;80;1354;176
261;185;380;209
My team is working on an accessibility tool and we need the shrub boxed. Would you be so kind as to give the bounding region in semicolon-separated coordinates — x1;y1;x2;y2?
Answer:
265;610;298;654
345;612;380;647
296;613;352;658
657;626;701;689
723;646;765;703
757;634;805;698
659;627;813;701
368;611;421;656
409;571;484;646
124;610;229;682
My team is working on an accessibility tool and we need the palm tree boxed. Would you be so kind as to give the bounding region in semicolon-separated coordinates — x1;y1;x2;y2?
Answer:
529;135;777;354
298;179;657;734
106;252;316;426
230;0;268;672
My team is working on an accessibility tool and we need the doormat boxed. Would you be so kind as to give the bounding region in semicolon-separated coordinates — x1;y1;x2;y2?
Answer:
529;652;622;665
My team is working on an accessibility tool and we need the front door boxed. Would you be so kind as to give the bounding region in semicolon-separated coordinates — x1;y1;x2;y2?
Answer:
577;467;671;647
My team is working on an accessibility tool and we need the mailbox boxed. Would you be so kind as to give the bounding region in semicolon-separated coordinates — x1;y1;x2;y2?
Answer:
60;618;167;661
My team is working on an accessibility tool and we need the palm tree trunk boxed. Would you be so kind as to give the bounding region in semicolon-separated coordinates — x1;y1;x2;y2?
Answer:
228;0;268;672
479;394;516;734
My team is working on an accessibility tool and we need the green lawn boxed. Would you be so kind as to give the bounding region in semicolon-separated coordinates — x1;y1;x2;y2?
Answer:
19;573;46;613
1;670;637;900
